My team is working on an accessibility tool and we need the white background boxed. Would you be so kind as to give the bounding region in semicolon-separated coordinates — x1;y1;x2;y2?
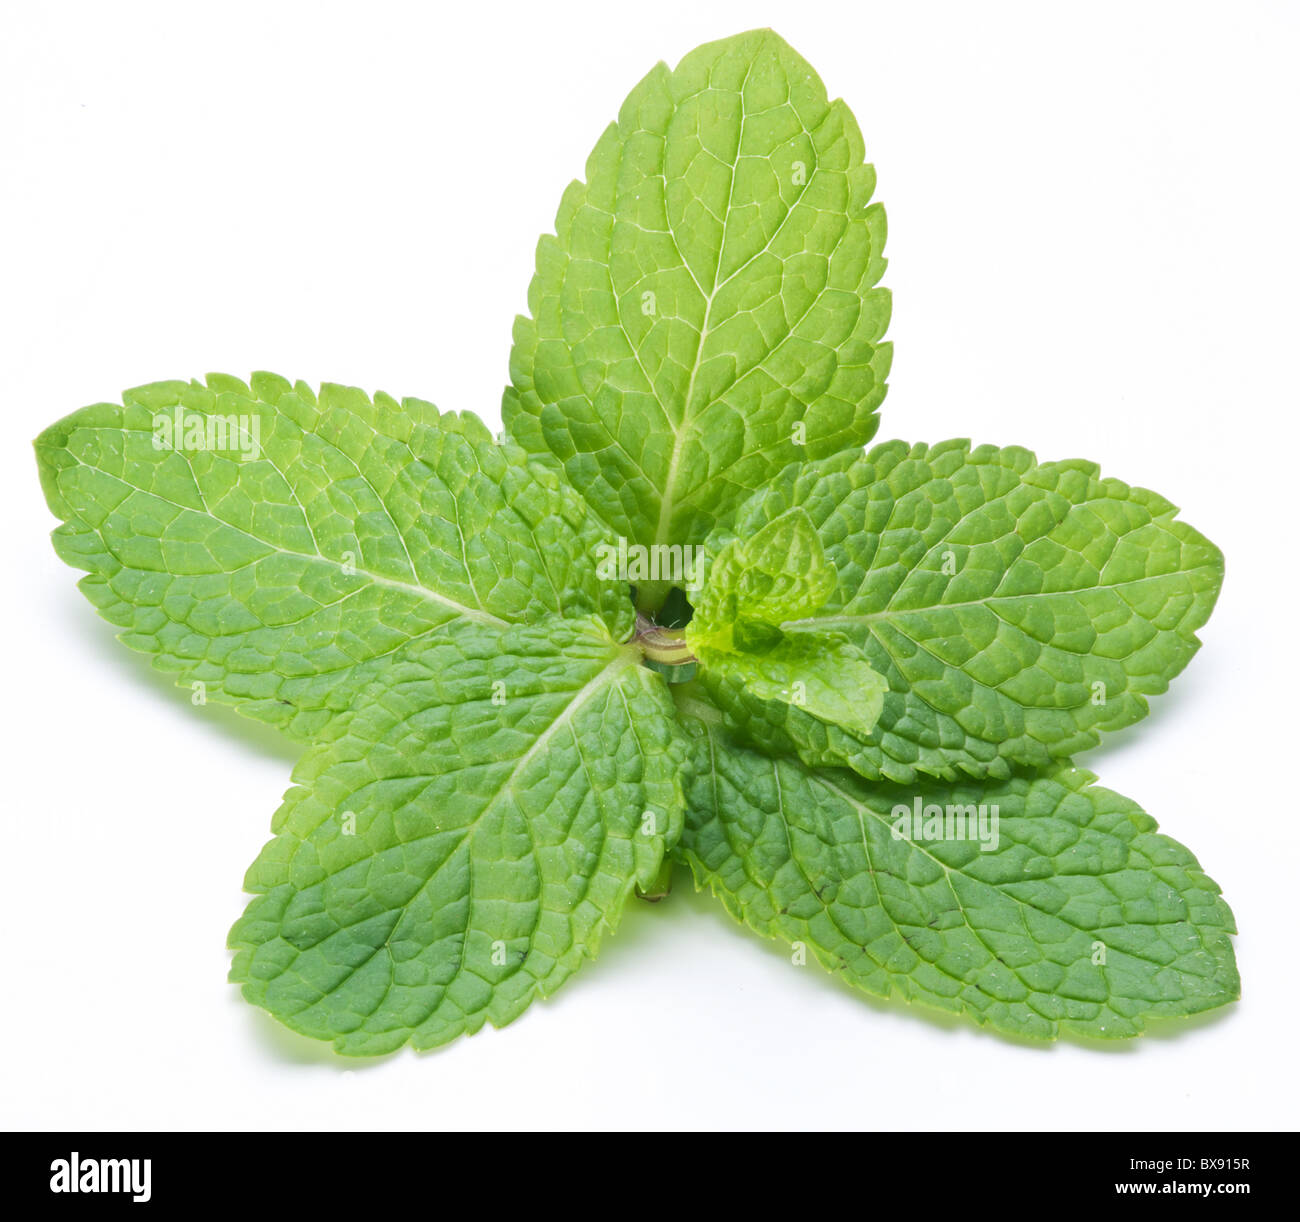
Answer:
2;0;1297;1131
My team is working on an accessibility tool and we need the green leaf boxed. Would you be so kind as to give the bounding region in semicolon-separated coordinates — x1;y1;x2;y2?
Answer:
230;616;686;1055
707;440;1224;782
674;698;1238;1040
35;374;631;741
27;29;1238;1060
693;635;886;739
688;507;835;638
504;28;891;579
685;505;885;738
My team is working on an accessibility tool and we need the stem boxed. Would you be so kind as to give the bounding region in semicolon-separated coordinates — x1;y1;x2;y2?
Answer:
634;613;697;665
634;579;674;618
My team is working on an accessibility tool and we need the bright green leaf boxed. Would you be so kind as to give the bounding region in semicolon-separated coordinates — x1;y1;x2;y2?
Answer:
693;636;886;739
685;506;884;738
230;616;686;1055
36;374;631;741
30;30;1236;1056
711;439;1224;782
674;696;1238;1040
504;28;891;583
688;507;835;638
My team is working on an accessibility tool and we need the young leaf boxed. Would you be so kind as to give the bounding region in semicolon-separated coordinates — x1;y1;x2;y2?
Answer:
674;695;1238;1040
689;506;836;635
693;634;887;739
36;374;632;741
707;440;1224;782
685;506;886;737
504;28;891;584
231;616;686;1055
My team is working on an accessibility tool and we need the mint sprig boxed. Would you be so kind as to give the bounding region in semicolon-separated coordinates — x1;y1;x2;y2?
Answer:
35;29;1236;1053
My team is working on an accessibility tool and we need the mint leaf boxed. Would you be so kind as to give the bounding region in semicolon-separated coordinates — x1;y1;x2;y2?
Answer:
710;440;1224;782
504;28;891;574
684;506;885;737
692;636;886;739
675;698;1238;1039
36;374;631;741
230;616;686;1055
689;507;835;636
31;30;1236;1054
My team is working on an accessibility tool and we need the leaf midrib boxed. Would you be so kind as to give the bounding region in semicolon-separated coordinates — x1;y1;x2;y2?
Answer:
56;450;508;629
781;569;1215;631
650;57;755;550
277;644;641;1036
